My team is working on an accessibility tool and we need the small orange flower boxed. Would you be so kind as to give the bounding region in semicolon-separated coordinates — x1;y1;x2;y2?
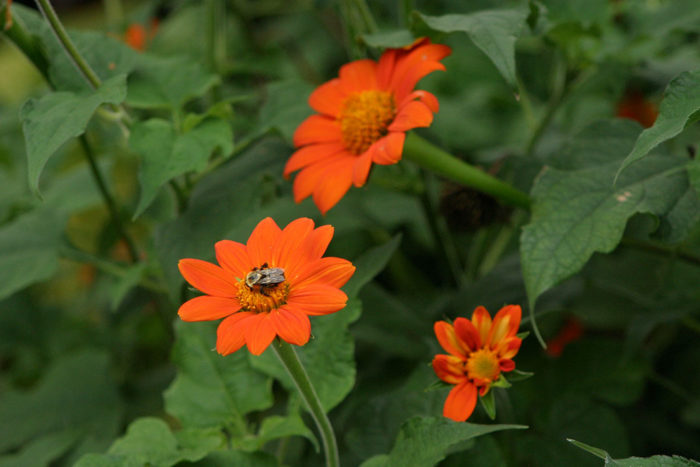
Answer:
178;217;355;356
616;90;658;128
285;38;451;214
432;305;522;422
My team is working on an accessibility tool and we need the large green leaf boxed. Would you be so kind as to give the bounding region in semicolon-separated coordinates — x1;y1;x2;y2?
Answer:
75;418;224;467
20;74;127;196
129;117;233;218
521;120;689;327
250;299;362;412
0;351;122;455
568;438;700;466
0;431;80;467
0;208;64;301
360;416;526;467
164;321;273;431
232;413;318;453
617;69;700;178
343;234;402;299
361;30;415;48
126;57;219;110
416;8;529;89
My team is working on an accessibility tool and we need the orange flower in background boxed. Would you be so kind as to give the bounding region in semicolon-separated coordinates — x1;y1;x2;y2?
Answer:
545;316;584;357
285;38;451;214
616;89;658;128
433;305;522;422
124;19;159;52
178;217;355;355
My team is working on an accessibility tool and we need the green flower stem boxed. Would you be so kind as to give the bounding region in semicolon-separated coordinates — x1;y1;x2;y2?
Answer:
79;136;139;263
403;133;532;210
271;339;340;467
34;0;101;89
1;4;49;76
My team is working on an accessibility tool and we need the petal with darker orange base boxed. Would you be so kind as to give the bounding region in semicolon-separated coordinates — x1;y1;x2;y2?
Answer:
434;321;467;357
179;295;241;321
311;157;355;214
216;312;257;355
272;217;315;271
454;317;482;352
443;381;477;422
178;259;238;297
433;354;466;384
270;306;311;346
488;305;521;347
471;306;492;346
339;59;378;92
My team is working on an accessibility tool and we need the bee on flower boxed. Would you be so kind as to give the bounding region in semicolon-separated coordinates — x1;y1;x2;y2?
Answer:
177;217;355;355
432;305;523;422
285;38;451;214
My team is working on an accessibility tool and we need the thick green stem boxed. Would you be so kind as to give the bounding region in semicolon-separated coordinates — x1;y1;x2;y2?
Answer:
271;339;339;467
34;0;102;89
403;133;532;210
1;4;49;75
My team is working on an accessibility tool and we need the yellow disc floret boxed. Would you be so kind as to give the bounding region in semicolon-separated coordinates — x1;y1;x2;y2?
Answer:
338;90;396;155
237;280;289;313
465;348;500;383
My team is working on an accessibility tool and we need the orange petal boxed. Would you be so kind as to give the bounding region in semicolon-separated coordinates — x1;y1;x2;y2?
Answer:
434;321;466;357
471;306;492;348
309;78;347;116
215;240;252;278
311;156;355;214
300;225;335;262
352;151;373;187
377;48;399;89
399;90;439;113
270;306;311;346
369;132;405;165
390;42;451;100
454;317;482;352
178;295;241;322
432;354;466;384
388;100;434;132
287;284;348;316
293;257;356;289
499;358;515;372
488;305;522;348
443;381;477;422
245;313;277;355
272;217;315;273
178;258;238;297
339;59;378;92
293;115;342;147
284;142;347;177
246;217;282;267
291;153;348;203
216;311;256;355
496;336;522;360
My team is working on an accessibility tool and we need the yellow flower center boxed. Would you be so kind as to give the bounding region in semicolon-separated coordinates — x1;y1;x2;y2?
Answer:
465;348;500;383
338;90;396;155
236;278;289;313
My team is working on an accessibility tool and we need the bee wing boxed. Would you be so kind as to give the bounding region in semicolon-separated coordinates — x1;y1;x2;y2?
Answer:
259;268;286;284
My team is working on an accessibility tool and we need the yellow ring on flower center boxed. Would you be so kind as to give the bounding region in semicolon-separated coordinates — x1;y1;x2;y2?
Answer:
237;280;289;313
338;90;396;155
465;348;500;382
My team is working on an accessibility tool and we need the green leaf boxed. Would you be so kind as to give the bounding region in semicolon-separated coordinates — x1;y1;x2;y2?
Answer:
126;57;219;110
129;117;233;218
416;8;529;89
109;263;147;311
616;69;700;178
521;120;689;332
20;74;127;196
688;158;700;196
361;30;415;48
250;299;362;412
233;413;318;453
0;431;80;467
362;416;526;467
343;234;402;298
164;321;273;431
75;418;224;467
0;208;64;301
568;438;700;466
190;450;279;467
0;351;122;454
257;81;313;144
480;390;497;420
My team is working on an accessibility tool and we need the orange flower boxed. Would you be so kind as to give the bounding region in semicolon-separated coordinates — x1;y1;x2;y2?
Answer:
285;38;451;214
178;217;355;356
432;305;522;422
616;90;658;128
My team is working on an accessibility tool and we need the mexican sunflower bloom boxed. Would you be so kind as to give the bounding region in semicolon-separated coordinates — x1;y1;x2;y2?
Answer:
284;38;451;214
177;217;355;356
432;305;522;422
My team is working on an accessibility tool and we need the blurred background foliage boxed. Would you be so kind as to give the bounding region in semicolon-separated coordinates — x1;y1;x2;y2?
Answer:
1;0;700;466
